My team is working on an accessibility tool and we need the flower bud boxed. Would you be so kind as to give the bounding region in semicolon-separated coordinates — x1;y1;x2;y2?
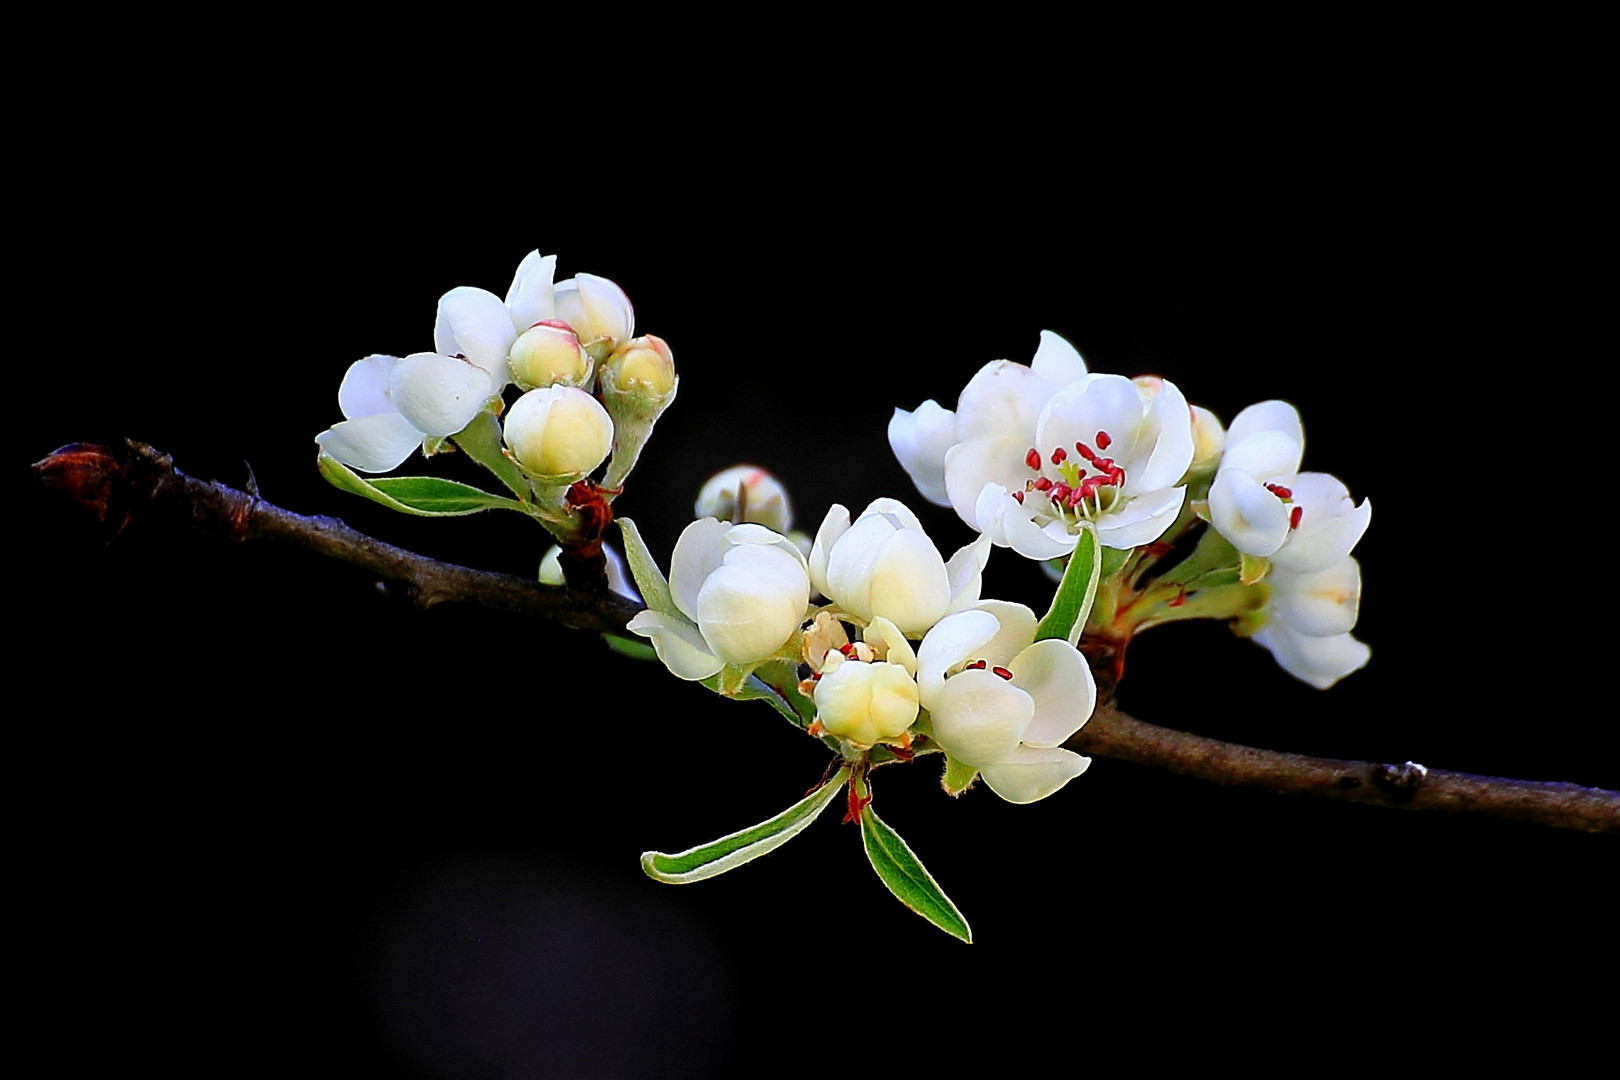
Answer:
814;653;920;747
695;465;793;533
603;334;676;396
503;385;614;480
508;320;588;390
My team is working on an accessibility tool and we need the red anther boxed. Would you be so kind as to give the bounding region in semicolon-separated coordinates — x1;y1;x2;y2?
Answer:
1266;483;1293;500
811;672;822;681
1092;457;1114;473
1025;448;1041;470
1096;430;1112;450
839;643;857;657
1290;505;1304;529
1032;476;1053;491
1074;442;1100;463
965;660;987;670
1011;490;1024;503
1050;483;1072;503
991;666;1014;680
1050;446;1068;464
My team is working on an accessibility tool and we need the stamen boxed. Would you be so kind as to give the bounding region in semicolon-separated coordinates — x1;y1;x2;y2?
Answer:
1074;442;1099;464
965;659;987;670
1266;483;1293;500
1025;448;1041;470
1289;506;1304;529
1049;446;1068;464
1050;482;1072;504
1032;476;1053;491
1096;430;1112;450
1011;490;1024;503
991;666;1013;680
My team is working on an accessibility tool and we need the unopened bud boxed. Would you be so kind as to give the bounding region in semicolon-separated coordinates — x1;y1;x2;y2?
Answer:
695;465;793;533
509;320;588;390
604;334;676;397
503;385;614;480
554;273;634;354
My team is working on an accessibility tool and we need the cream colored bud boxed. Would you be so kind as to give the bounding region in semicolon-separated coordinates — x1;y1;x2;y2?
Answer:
605;335;676;396
503;385;614;479
554;273;634;349
695;465;793;533
509;320;588;390
1190;405;1226;467
813;656;920;747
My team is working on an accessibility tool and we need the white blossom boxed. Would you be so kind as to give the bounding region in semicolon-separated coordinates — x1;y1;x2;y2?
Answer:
314;352;495;473
1252;556;1370;688
1208;401;1370;574
627;519;811;680
808;498;989;638
917;602;1096;803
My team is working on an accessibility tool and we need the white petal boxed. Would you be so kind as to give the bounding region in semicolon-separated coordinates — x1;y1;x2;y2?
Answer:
808;504;851;599
865;526;950;636
389;352;494;437
1222;428;1303;481
928;669;1032;766
337;354;399;419
955;360;1051;443
916;609;1001;703
315;411;424;473
1038;374;1146;468
1270;558;1361;637
969;600;1039;667
944;435;1033;529
1252;624;1370;689
433;286;517;377
1028;330;1088;388
943;534;992;614
1009;638;1096;747
1095;486;1185;550
1209;469;1290;556
888;401;958;507
669;518;734;621
504;250;557;329
554;273;634;345
1133;377;1195;493
863;616;918;676
1269;475;1370;574
694;553;806;664
1227;400;1304;456
973;484;1077;561
627;610;725;681
980;746;1090;804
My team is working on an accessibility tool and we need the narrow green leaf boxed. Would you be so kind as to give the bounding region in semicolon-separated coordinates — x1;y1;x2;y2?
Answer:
317;454;526;517
859;805;972;943
451;409;531;499
617;518;675;616
641;767;850;884
602;633;658;661
1035;520;1100;646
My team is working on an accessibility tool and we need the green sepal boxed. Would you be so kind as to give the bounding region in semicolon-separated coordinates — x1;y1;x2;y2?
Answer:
1239;552;1271;586
1099;543;1134;581
617;518;675;616
641;767;851;884
859;804;972;943
1035;520;1100;646
940;755;978;797
602;634;657;661
317;453;527;517
451;408;531;499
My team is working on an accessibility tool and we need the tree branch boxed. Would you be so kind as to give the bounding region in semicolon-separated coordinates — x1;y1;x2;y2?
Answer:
34;441;1618;834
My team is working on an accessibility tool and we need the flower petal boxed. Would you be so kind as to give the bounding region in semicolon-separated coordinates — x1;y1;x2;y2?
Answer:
669;517;734;620
626;610;725;681
974;484;1077;561
1252;624;1370;689
389;352;494;437
969;600;1039;667
1269;558;1361;637
315;411;424;473
980;746;1091;804
808;504;851;600
1095;485;1185;550
505;250;557;329
916;609;1000;702
955;360;1052;443
888;401;957;508
1133;377;1195;494
1227;400;1304;457
928;669;1033;766
433;286;517;378
944;435;1033;530
1028;330;1088;388
337;354;399;419
1010;637;1096;747
1209;469;1290;556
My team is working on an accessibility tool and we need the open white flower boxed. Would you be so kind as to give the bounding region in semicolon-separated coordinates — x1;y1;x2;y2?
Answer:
1208;401;1370;574
808;498;990;638
314;352;496;473
627;519;811;680
917;602;1096;803
1251;556;1369;688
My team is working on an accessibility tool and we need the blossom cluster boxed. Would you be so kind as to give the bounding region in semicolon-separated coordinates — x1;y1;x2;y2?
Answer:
315;252;676;498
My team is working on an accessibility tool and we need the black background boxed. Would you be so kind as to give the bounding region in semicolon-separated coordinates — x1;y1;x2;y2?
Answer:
13;96;1612;1075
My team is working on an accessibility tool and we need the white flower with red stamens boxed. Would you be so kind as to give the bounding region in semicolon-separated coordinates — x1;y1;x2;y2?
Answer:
917;601;1096;803
942;366;1197;559
1208;401;1370;573
626;519;811;681
809;498;990;639
1251;555;1370;688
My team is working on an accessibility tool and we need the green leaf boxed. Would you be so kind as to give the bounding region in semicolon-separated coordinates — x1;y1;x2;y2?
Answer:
317;454;527;516
450;409;531;499
617;518;675;616
1035;520;1100;646
641;767;851;884
859;804;972;943
602;633;657;661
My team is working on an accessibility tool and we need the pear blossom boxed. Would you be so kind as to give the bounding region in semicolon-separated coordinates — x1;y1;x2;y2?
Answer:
1251;556;1369;688
808;498;990;639
627;519;811;681
917;602;1096;803
1208;401;1370;574
891;332;1196;558
695;465;794;534
314;352;496;473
